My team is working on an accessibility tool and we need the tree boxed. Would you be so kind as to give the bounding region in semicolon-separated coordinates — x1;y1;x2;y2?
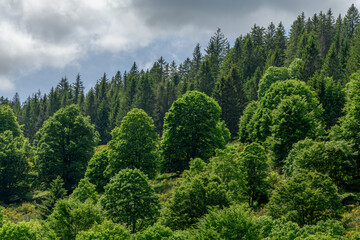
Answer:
0;105;30;202
257;66;290;100
95;100;110;144
35;105;99;191
344;4;360;39
0;131;31;203
100;168;160;233
213;66;247;137
268;171;342;226
135;224;173;240
162;164;229;230
194;205;260;240
308;74;345;128
239;143;269;208
39;176;67;219
267;95;325;167
48;199;103;240
238;101;259;143
298;31;323;81
107;108;158;179
330;73;360;174
70;178;98;203
76;220;130;240
285;139;356;189
84;148;110;193
0;105;21;137
161;91;228;173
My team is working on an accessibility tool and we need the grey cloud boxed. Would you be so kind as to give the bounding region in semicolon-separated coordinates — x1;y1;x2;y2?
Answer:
130;0;350;37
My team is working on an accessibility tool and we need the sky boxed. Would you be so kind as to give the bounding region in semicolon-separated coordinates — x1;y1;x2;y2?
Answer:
0;0;357;100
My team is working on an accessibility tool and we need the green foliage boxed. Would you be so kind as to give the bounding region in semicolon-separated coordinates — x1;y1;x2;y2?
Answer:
267;95;324;167
238;101;259;143
161;91;228;173
84;148;109;193
257;217;345;240
101;168;160;233
207;144;244;202
213;66;247;137
136;224;173;240
331;73;360;173
308;74;345;128
239;143;269;207
70;178;98;203
268;171;342;226
39;176;67;219
0;130;31;203
193;205;260;240
75;220;130;240
107;108;158;179
35;105;99;191
0;221;36;240
0;105;22;137
161;163;229;230
257;66;290;100
285;139;356;189
48;199;103;240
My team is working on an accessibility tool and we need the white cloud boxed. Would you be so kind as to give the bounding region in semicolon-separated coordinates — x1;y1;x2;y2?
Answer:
0;76;15;92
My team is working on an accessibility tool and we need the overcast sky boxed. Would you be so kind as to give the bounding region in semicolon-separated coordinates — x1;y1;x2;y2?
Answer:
0;0;357;100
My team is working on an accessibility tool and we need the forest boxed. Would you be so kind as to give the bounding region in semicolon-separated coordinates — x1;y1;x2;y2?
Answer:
1;3;360;240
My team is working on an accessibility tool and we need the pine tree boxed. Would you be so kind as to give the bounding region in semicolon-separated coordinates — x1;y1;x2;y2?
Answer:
213;67;247;138
344;4;360;39
285;13;306;65
298;31;323;81
39;176;67;219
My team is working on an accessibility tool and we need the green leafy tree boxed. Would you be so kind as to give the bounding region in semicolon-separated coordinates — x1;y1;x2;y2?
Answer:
257;66;290;100
239;143;269;207
207;145;244;202
267;95;324;167
194;205;260;240
268;171;342;226
238;101;259;143
0;131;31;203
162;161;229;230
39;176;67;219
35;105;99;191
0;105;22;137
48;199;103;240
84;148;110;193
107;108;158;179
285;139;356;189
101;168;160;233
135;224;173;240
70;178;98;203
161;91;228;173
76;220;130;240
330;72;360;174
0;222;36;240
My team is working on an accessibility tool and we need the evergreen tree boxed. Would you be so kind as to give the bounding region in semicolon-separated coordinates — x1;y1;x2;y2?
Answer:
285;13;306;65
39;176;67;219
344;4;360;39
213;67;247;137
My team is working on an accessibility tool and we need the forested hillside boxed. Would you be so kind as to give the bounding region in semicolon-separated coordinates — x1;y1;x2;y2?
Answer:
1;4;360;240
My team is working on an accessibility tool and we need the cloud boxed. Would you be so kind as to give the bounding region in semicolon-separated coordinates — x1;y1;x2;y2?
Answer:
0;76;15;92
0;0;354;95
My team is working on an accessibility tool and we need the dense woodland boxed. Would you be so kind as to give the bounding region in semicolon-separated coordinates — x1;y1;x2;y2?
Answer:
2;4;360;239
